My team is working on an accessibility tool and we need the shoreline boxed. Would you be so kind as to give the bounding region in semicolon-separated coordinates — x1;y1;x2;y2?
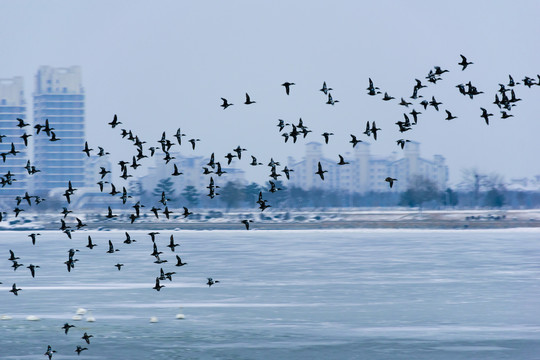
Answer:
2;209;540;231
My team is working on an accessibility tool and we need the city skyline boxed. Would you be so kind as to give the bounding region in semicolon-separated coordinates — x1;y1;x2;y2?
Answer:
0;1;538;188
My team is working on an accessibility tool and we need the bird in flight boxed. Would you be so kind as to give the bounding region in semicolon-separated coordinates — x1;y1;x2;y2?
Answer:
315;162;328;180
385;177;397;188
109;114;122;128
459;54;473;70
337;155;349;165
241;219;253;230
480;108;493;125
244;93;256;104
220;98;233;109
320;81;332;95
281;82;295;95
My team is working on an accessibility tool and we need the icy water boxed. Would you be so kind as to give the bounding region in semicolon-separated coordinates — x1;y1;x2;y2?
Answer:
1;229;540;359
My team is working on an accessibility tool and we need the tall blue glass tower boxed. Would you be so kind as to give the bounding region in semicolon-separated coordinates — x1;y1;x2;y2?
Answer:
33;66;86;194
0;76;28;204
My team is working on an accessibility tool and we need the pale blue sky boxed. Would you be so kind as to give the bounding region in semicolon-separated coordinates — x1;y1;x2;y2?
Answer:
1;1;539;185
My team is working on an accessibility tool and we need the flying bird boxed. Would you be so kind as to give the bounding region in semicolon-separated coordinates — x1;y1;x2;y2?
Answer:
385;177;397;188
220;98;233;109
109;114;122;128
244;93;256;104
315;162;328;180
480;108;493;125
241;219;253;230
281;82;295;95
445;110;457;121
337;155;349;165
459;54;473;70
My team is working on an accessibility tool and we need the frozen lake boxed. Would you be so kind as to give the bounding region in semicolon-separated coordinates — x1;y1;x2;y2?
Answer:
1;228;540;359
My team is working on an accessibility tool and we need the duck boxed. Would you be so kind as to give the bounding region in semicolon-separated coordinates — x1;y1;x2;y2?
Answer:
27;264;40;278
445;110;457;121
244;93;256;104
220;98;233;109
62;322;75;334
153;277;165;291
385;177;397;188
82;332;93;344
108;114;122;128
167;235;180;251
281;82;295;95
10;283;21;296
315;162;328;180
458;54;473;70
175;255;188;267
349;134;362;148
86;235;97;249
241;219;253;230
337;155;349;165
319;81;332;95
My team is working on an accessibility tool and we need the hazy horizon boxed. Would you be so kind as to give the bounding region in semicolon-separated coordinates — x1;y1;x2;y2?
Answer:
1;1;539;187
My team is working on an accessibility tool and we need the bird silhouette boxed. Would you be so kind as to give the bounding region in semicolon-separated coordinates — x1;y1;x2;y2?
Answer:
163;206;173;219
337;155;349;165
282;166;293;179
62;323;75;335
399;98;412;107
75;345;88;355
241;219;253;230
188;138;200;150
244;93;256;104
320;81;333;95
10;283;21;296
396;139;411;149
385;177;397;188
82;141;93;157
371;121;381;140
109;114;122;128
281;82;295;95
28;233;40;245
445;110;457;121
315;162;328;180
44;345;57;359
175;255;187;266
82;332;93;344
382;92;394;101
459;54;473;70
220;98;233;109
153;277;165;291
107;240;119;253
86;236;98;249
167;235;180;251
172;164;183;176
480;108;493;125
321;132;334;144
326;92;339;105
349;134;362;148
16;118;30;128
27;264;40;278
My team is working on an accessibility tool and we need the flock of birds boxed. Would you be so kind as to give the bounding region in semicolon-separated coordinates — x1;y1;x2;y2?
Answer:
1;54;538;357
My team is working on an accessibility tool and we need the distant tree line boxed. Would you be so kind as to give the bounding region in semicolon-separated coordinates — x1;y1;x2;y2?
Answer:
134;170;540;211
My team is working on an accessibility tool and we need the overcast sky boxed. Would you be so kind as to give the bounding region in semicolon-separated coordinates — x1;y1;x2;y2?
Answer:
1;1;539;186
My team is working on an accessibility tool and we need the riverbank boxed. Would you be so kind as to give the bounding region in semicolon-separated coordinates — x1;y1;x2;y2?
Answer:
3;209;540;230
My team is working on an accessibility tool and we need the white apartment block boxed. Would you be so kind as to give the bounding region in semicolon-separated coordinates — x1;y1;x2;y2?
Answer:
287;141;448;193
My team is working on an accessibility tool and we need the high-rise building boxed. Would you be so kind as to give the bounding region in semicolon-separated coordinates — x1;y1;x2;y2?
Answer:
33;66;86;194
288;141;448;193
0;76;28;203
